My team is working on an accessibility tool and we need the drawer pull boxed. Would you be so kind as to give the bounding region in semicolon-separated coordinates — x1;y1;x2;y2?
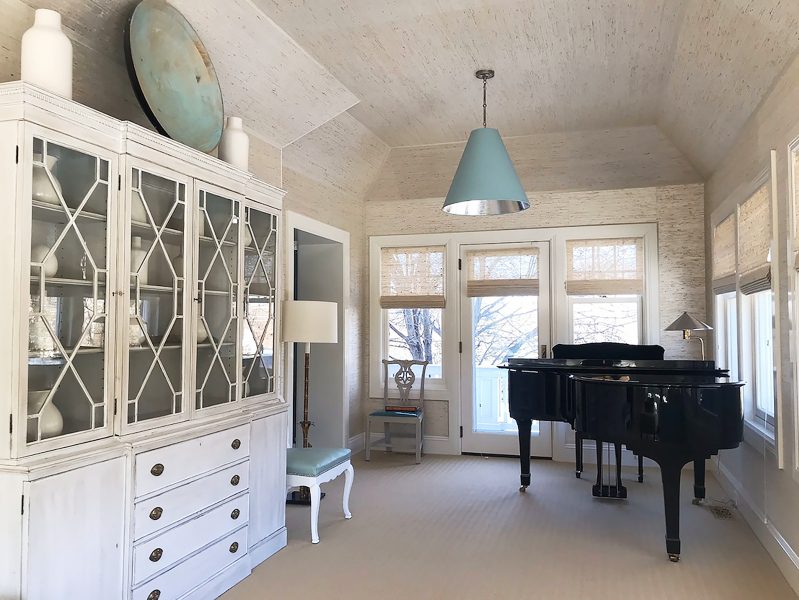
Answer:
230;474;240;486
229;542;239;553
149;547;163;562
231;438;241;450
150;463;164;477
149;506;163;521
231;508;241;520
147;591;160;600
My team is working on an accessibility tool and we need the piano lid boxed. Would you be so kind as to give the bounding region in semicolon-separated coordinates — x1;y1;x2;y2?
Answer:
502;357;723;373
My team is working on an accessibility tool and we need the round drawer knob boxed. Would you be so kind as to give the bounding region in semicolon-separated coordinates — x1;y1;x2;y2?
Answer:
147;591;161;600
231;508;240;520
229;542;239;553
230;474;240;486
149;507;163;521
150;463;164;477
231;438;241;450
149;547;163;562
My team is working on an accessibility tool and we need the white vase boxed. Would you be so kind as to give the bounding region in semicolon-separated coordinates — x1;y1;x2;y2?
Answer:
21;9;73;99
130;195;148;223
172;250;184;277
218;117;249;170
30;244;58;277
131;236;148;285
196;318;209;344
243;226;253;247
32;154;62;205
28;390;64;439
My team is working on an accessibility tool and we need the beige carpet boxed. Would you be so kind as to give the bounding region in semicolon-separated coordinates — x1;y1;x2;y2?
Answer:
223;453;796;600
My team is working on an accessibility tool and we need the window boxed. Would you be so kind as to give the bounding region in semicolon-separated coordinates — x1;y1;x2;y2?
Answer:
714;292;739;381
750;291;775;424
380;246;446;379
565;238;644;344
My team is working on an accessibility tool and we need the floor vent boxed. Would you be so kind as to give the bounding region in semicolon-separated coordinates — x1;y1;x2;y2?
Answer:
709;505;735;520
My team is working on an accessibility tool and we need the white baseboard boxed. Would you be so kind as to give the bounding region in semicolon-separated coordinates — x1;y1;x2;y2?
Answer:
348;432;365;453
364;432;459;456
716;461;799;595
249;527;287;568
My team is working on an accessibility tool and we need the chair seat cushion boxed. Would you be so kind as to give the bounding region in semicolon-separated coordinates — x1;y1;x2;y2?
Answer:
369;409;423;418
286;447;352;477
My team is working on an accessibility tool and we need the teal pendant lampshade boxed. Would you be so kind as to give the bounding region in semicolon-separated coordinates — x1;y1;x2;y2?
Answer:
442;69;529;216
442;127;529;215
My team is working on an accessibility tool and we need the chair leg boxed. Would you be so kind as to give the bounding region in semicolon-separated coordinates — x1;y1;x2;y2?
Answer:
343;463;354;519
365;417;371;461
415;419;422;464
384;421;392;452
310;483;321;544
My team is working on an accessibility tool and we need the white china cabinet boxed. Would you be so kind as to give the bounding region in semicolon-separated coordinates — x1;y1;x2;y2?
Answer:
0;83;287;600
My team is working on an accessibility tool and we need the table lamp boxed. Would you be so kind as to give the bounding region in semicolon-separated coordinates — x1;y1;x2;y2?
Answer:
282;300;338;448
665;312;713;359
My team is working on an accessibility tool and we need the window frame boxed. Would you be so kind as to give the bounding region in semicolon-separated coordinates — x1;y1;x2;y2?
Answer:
566;294;644;345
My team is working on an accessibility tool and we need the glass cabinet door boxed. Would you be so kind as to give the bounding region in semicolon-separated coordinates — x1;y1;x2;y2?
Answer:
27;136;112;445
125;166;189;427
241;205;278;399
195;187;241;410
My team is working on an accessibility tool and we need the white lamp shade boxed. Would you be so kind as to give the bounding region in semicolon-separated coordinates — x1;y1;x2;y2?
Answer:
282;300;338;344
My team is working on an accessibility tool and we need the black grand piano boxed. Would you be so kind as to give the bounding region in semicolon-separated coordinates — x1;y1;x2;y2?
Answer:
501;346;744;561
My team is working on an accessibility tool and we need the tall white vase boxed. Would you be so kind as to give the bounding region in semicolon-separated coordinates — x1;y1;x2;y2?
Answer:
131;236;149;285
21;9;73;99
32;154;63;205
218;117;249;171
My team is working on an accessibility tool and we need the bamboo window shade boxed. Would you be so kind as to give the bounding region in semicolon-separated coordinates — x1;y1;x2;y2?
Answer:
466;247;539;297
712;214;736;294
794;150;799;269
737;183;771;294
380;246;445;309
566;238;644;295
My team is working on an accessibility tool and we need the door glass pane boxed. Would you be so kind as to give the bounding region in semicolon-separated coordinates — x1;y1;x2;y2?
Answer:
571;295;640;344
752;291;774;420
27;138;110;443
196;190;240;409
242;206;277;398
126;169;186;424
472;296;539;433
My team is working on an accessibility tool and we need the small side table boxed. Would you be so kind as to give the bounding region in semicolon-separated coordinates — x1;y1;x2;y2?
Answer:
286;447;354;544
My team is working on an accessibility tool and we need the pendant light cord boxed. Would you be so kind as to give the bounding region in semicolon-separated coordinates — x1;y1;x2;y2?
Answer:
482;77;487;127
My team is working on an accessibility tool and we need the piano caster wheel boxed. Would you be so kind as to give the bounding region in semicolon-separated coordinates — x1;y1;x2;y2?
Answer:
637;476;644;483
519;485;528;493
668;554;680;563
575;472;581;479
692;498;703;506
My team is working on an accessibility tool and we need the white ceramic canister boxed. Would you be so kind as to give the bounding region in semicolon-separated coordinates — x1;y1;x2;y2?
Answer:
21;9;73;99
30;244;58;277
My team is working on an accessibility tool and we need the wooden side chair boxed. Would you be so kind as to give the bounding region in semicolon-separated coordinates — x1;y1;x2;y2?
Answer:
366;359;427;464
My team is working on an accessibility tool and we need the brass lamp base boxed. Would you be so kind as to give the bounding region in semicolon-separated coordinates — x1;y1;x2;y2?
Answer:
286;486;325;505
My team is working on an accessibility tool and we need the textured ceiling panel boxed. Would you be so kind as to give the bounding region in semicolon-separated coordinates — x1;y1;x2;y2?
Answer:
657;0;799;176
256;0;688;147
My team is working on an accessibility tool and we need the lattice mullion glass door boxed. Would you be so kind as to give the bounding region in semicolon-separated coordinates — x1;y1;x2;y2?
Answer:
460;241;553;456
24;130;116;452
122;161;191;430
241;203;278;400
195;185;242;411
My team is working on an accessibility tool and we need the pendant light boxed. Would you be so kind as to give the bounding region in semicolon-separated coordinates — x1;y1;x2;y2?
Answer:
442;69;529;215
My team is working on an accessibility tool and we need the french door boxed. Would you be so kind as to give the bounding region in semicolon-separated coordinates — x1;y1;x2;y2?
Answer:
460;242;552;456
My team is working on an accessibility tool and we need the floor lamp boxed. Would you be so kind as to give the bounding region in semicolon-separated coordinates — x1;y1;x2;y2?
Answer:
282;300;338;503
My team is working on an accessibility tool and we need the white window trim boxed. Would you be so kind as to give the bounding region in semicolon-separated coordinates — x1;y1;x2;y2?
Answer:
788;136;799;481
369;223;659;451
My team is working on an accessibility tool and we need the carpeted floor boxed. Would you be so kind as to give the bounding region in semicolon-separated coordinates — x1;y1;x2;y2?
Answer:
223;453;796;600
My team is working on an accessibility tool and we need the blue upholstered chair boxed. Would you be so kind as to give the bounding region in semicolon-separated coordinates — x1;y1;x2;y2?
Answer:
366;359;427;464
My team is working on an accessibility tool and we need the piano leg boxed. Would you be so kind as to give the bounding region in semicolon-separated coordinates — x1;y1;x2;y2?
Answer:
658;458;685;562
614;442;623;491
516;418;532;492
692;459;706;505
594;439;603;490
575;431;583;479
638;454;644;483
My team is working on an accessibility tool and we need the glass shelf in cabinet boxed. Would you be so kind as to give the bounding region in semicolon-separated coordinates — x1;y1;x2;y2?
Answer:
30;276;106;288
199;234;236;247
31;200;107;224
130;220;184;242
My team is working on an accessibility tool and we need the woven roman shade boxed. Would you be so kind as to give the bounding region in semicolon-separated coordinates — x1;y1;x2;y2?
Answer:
738;183;771;295
794;151;799;270
566;238;644;295
712;214;736;294
380;246;445;309
466;247;539;297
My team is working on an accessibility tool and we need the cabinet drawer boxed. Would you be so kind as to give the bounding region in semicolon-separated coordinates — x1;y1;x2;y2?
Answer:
134;462;250;541
135;425;249;497
133;493;249;585
132;527;248;600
